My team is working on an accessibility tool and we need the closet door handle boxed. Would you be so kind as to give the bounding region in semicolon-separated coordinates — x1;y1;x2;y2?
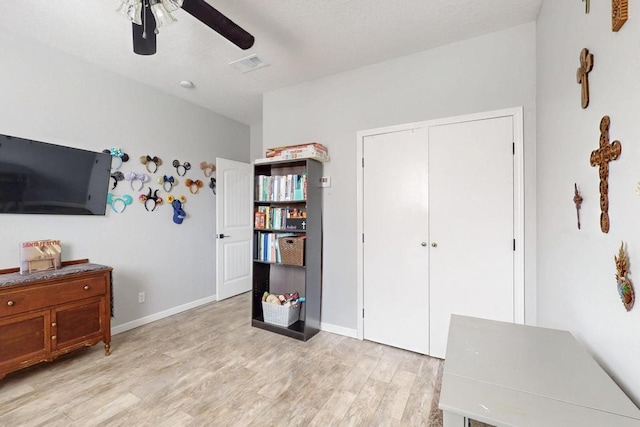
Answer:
431;243;438;248
421;242;427;247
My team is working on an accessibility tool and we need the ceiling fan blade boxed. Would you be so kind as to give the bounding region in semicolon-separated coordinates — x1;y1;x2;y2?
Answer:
133;4;157;55
181;0;255;50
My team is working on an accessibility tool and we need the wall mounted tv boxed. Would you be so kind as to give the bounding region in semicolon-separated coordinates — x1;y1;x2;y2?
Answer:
0;133;111;215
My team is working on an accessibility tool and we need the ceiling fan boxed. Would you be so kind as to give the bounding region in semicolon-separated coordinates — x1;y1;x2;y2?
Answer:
117;0;254;55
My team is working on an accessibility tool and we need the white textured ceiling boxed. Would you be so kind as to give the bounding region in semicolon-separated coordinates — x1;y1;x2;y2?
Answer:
0;1;541;125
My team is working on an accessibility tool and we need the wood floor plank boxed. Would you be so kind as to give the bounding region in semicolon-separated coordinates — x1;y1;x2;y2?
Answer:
0;292;444;426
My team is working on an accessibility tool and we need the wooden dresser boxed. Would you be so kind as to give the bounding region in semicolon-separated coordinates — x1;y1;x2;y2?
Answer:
0;260;112;380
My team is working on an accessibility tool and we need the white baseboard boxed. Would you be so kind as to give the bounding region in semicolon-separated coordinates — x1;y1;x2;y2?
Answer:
320;322;358;339
111;294;217;335
111;296;359;340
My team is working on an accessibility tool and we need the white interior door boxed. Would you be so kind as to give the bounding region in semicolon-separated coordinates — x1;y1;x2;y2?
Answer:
216;158;253;301
428;116;515;358
363;127;430;354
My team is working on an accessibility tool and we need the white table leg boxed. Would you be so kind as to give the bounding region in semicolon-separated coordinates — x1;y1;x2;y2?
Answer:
443;410;466;427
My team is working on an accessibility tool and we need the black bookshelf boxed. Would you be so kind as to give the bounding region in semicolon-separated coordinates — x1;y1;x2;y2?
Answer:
251;159;322;341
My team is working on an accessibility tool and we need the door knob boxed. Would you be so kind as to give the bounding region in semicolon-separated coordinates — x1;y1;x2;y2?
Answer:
431;243;438;248
217;234;230;239
421;242;427;247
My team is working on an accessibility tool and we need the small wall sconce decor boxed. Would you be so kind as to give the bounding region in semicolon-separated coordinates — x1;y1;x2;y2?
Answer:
614;241;635;311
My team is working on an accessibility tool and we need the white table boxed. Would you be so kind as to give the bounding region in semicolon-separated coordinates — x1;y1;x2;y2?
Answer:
439;315;640;427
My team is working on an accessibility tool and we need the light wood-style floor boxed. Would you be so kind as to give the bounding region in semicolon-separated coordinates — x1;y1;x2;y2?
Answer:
0;292;445;426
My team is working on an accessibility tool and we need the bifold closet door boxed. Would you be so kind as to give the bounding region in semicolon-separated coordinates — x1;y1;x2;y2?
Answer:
363;127;430;354
428;116;515;359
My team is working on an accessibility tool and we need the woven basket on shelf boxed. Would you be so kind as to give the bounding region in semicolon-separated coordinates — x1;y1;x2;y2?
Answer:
278;236;305;266
262;302;300;327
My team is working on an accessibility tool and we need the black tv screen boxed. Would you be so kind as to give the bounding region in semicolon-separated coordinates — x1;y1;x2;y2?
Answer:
0;134;111;215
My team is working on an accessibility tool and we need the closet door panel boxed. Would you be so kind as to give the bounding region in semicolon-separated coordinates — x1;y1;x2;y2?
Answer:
428;116;515;359
363;127;430;354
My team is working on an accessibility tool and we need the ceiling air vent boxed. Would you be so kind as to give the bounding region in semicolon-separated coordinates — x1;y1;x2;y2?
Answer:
229;54;268;74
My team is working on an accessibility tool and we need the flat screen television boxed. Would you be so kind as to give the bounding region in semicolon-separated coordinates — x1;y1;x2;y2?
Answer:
0;133;112;215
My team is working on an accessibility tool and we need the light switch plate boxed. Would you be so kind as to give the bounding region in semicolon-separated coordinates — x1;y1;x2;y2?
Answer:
320;176;331;187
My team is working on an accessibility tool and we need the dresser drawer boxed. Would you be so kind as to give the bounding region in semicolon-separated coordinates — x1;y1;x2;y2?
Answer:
0;275;107;318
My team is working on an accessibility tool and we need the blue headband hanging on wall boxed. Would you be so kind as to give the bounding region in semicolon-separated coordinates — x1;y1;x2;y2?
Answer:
167;195;187;224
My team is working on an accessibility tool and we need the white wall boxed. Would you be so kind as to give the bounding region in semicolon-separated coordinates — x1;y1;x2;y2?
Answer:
537;1;640;404
250;121;263;162
0;31;249;328
264;23;537;334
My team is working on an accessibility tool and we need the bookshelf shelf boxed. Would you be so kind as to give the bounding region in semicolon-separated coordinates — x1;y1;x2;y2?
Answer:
253;259;306;268
252;158;322;341
254;228;306;234
254;200;306;204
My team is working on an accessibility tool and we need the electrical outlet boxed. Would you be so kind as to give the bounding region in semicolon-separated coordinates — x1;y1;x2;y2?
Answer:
138;292;145;303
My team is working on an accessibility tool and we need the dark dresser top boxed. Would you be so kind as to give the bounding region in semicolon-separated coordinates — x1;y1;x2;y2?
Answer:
0;263;111;288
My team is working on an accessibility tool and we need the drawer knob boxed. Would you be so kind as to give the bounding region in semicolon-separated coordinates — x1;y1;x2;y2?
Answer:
51;335;57;340
7;300;14;306
52;322;56;327
83;285;90;290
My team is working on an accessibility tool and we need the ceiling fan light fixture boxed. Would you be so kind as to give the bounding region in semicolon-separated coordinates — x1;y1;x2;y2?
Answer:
117;0;255;55
117;0;183;28
161;0;184;12
116;0;143;25
179;80;195;89
149;0;178;28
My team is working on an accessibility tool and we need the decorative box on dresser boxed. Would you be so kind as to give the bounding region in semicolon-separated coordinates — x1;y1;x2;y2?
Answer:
0;259;112;380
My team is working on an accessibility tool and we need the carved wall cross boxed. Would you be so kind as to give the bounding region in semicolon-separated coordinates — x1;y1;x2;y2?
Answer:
576;48;594;109
612;0;628;31
590;116;622;233
573;183;583;229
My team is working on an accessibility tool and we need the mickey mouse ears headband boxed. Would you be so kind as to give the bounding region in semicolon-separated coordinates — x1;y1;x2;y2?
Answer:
185;179;203;194
166;194;187;204
140;155;162;173
110;171;124;190
139;187;163;211
157;175;178;192
173;160;191;176
200;161;216;177
103;148;130;170
124;171;150;191
107;193;133;213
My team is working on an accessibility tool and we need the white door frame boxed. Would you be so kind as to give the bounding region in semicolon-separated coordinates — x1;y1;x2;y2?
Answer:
355;107;525;340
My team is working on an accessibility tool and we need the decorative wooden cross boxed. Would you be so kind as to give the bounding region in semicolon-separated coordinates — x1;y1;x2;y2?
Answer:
583;0;590;13
573;183;583;229
612;0;628;31
576;48;594;109
590;116;622;233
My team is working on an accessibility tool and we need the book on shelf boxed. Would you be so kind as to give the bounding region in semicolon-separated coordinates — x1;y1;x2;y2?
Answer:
255;232;296;263
255;173;308;202
20;239;62;274
255;207;307;230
